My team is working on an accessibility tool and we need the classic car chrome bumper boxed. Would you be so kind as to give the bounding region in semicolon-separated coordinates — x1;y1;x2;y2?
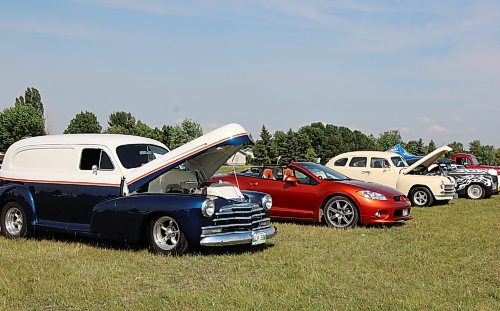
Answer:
199;226;277;246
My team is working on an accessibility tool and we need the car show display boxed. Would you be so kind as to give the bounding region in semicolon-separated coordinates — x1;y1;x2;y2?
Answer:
0;123;276;255
427;163;498;199
212;162;412;228
326;146;457;207
388;144;499;200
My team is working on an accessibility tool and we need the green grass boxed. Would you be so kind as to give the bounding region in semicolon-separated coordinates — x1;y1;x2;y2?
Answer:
1;197;499;310
217;165;251;174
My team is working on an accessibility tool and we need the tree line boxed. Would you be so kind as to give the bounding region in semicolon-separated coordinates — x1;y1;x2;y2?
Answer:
1;87;499;166
0;87;202;151
251;124;500;166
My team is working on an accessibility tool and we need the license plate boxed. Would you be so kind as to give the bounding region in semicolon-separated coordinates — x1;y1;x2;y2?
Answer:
251;231;267;245
401;208;409;217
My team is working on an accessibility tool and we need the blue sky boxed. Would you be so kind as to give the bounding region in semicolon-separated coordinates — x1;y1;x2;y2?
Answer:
1;0;499;146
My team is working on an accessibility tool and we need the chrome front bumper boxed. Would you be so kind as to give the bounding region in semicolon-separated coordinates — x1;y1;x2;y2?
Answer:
199;226;277;247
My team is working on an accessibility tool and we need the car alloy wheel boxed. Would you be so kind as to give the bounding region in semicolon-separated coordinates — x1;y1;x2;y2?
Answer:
148;215;189;255
153;216;181;251
466;184;484;200
410;187;433;207
413;190;428;206
1;202;28;238
324;197;358;228
5;207;23;236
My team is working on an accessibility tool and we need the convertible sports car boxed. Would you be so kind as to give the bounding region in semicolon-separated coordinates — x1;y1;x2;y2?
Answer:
211;162;412;228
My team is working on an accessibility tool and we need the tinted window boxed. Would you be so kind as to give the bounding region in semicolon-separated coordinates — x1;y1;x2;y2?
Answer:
334;158;348;166
80;149;114;170
371;157;390;168
116;144;168;169
349;157;367;167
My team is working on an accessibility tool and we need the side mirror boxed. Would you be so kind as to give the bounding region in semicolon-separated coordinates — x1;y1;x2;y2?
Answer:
92;165;98;175
285;176;298;183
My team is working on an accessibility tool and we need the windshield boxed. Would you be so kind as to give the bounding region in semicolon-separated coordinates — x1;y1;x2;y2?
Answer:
298;162;348;181
391;156;408;167
471;156;479;165
116;144;169;169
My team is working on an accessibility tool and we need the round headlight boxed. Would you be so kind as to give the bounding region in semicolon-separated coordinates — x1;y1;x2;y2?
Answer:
201;199;215;217
261;194;272;210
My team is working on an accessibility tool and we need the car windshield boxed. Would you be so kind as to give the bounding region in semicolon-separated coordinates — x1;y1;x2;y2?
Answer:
298;162;348;181
471;156;479;165
391;156;408;167
116;144;169;169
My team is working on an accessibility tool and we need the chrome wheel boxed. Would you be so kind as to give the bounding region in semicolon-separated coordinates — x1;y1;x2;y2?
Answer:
152;216;180;251
467;185;484;200
413;190;428;206
5;206;23;236
326;199;356;228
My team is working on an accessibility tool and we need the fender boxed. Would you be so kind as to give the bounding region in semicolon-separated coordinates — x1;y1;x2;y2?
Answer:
91;194;213;244
241;190;269;205
0;184;37;225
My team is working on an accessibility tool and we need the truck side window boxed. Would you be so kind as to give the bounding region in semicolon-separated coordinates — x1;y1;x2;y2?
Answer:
334;158;348;166
80;149;114;170
349;157;367;167
371;158;390;168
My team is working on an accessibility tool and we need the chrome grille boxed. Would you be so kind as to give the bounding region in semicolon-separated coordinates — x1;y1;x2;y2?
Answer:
201;203;271;235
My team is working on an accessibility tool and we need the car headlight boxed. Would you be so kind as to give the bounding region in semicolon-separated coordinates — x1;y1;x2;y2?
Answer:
261;194;272;210
357;190;387;200
201;199;215;217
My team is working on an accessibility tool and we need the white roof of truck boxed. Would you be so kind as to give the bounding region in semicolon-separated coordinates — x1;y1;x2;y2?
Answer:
6;134;166;151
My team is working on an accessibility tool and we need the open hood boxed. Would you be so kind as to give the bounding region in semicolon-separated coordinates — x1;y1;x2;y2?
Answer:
125;123;252;192
402;145;452;174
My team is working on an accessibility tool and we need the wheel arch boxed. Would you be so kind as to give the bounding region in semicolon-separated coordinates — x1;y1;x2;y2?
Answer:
0;184;37;226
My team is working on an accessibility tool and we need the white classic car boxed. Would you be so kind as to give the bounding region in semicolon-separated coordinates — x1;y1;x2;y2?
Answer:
326;146;456;207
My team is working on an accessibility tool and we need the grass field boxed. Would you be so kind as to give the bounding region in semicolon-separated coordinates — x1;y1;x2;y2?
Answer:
0;196;499;310
217;165;251;174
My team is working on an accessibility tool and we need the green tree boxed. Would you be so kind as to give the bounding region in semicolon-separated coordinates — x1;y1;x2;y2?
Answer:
0;87;46;151
405;139;425;155
15;87;44;115
64;111;102;134
376;130;402;151
446;141;465;158
469;140;496;165
168;119;203;149
273;130;288;164
0;104;45;151
252;125;275;164
425;140;436;154
106;111;137;135
495;148;500;166
304;146;318;162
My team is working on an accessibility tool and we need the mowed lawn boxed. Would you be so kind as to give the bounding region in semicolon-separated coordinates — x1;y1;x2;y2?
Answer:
0;197;499;310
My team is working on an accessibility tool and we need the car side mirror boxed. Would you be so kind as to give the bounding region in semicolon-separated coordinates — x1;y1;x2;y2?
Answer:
285;176;298;183
92;165;98;175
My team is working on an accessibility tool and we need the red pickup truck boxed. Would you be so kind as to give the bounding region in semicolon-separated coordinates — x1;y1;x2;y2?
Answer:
451;153;500;174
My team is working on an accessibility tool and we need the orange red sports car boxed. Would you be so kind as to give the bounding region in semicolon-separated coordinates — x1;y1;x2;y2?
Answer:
211;162;412;228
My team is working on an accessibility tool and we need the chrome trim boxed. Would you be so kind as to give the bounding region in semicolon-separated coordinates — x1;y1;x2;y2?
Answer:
202;218;271;230
200;226;277;246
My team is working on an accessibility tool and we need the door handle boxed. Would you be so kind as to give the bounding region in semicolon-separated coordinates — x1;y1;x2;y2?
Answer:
361;171;370;174
250;182;259;186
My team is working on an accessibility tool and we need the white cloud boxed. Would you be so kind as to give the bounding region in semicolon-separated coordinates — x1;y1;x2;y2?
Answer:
426;125;450;134
415;116;434;124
